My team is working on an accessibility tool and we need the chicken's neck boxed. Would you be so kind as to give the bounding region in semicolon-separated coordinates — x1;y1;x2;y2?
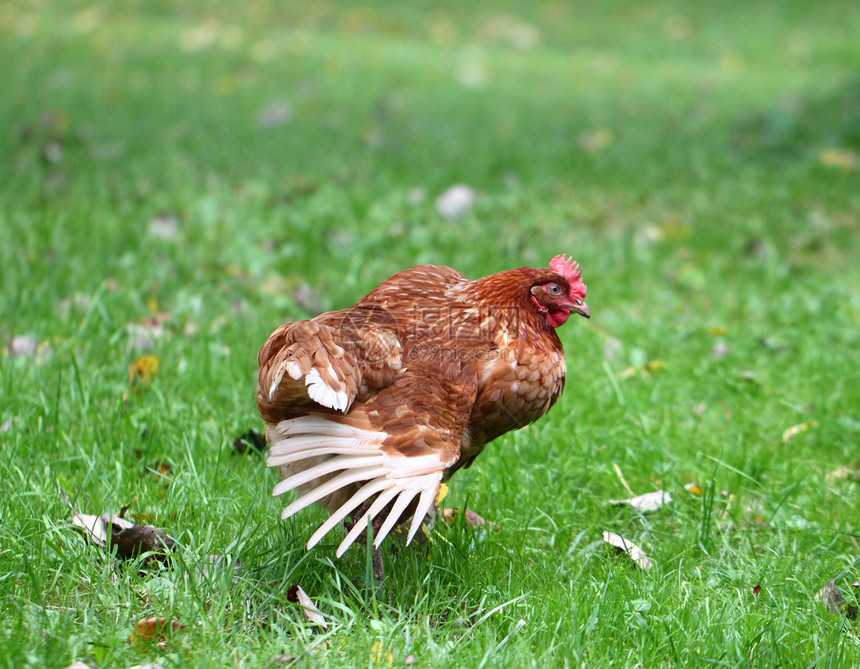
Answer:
467;270;563;353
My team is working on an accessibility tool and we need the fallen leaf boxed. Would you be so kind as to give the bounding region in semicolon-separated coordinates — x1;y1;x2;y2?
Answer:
753;584;762;598
436;184;476;219
440;507;495;529
617;359;668;379
63;489;175;561
143;461;174;478
816;580;858;620
684;483;704;496
272;656;297;667
819;148;858;171
707;326;728;336
130;617;185;645
435;483;449;505
130;355;160;384
6;334;52;360
147;212;180;239
644;359;669;374
602;531;653;571
71;511;110;546
287;585;327;628
233;429;267;455
609;490;673;513
825;463;860;484
370;640;393;665
781;421;818;444
710;342;730;359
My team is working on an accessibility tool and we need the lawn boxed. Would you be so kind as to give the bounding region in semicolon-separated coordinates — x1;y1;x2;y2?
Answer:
1;1;860;667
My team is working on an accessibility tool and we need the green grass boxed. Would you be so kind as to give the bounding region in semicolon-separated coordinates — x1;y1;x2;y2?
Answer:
2;1;860;666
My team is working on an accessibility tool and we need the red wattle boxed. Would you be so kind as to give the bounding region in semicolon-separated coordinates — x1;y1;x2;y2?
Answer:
547;309;570;328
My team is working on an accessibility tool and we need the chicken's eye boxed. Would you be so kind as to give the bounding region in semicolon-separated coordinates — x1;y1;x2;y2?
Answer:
547;284;562;295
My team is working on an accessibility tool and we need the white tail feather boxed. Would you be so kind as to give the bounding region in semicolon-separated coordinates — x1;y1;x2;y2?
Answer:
268;414;451;555
272;455;386;496
407;480;440;545
374;488;421;549
336;487;401;557
280;466;387;518
306;477;390;550
267;446;372;468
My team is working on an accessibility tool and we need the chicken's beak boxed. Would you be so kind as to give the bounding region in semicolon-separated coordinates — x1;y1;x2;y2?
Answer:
571;300;590;319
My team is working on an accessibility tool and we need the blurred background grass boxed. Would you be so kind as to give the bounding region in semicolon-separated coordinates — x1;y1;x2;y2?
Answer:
1;1;859;667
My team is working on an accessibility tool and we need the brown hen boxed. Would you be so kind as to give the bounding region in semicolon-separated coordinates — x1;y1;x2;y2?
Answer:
256;255;589;556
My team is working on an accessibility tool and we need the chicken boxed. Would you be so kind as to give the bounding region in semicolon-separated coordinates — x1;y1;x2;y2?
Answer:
256;255;589;557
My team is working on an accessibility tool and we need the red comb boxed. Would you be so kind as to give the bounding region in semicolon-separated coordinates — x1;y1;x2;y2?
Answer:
549;254;587;299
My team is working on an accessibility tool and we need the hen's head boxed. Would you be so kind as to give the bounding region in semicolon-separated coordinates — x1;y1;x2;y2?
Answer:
529;254;589;328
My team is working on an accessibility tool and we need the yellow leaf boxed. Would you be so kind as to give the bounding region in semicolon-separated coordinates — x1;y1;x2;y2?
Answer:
781;421;819;444
684;483;703;496
435;483;449;505
644;359;669;374
370;641;393;665
147;297;160;313
707;326;728;336
130;355;160;383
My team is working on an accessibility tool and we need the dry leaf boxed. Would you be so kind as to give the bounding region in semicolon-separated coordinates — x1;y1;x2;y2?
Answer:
435;483;449;505
781;421;818;444
644;359;669;374
685;483;704;496
609;490;673;513
602;531;653;571
819;148;858;171
130;355;160;384
440;507;494;529
71;512;110;546
63;490;175;560
130;617;185;645
825;464;860;484
7;334;52;360
816;580;858;620
370;640;393;665
147;212;180;239
753;584;762;598
272;656;297;667
287;585;327;628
